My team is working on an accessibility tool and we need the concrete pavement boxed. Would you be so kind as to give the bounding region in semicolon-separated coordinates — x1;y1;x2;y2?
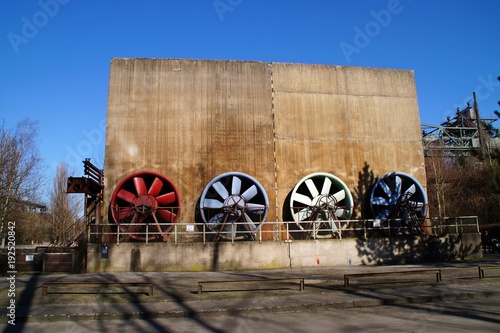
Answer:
1;259;499;324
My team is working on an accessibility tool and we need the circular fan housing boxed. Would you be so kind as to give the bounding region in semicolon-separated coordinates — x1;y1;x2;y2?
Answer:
370;172;427;232
110;171;181;241
199;172;269;240
289;172;353;239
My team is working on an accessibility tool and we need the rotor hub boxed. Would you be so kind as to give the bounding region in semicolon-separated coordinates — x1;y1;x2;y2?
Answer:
223;194;246;217
132;194;157;216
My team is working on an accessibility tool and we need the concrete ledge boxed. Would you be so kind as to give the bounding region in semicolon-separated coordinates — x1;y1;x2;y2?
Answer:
86;234;482;272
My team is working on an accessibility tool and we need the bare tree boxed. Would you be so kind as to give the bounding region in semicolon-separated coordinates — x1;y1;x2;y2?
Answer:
0;119;45;247
425;154;450;218
49;163;82;244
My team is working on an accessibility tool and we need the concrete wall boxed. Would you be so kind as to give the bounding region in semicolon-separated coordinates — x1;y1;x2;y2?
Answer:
87;233;482;272
272;64;425;218
105;59;275;224
104;58;426;225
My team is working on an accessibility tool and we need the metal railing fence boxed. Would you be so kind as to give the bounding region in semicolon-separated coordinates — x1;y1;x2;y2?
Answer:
88;216;479;245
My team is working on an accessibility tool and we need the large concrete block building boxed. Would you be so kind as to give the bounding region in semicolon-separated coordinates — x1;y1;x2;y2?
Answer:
104;58;425;224
87;58;438;272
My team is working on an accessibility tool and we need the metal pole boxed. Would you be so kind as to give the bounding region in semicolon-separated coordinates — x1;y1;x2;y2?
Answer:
259;222;262;243
203;223;206;245
231;222;234;244
474;92;488;157
174;223;178;245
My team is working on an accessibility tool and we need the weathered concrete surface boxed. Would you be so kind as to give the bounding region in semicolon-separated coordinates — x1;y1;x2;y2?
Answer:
272;63;425;219
104;59;426;225
87;233;481;272
105;59;275;224
87;241;290;272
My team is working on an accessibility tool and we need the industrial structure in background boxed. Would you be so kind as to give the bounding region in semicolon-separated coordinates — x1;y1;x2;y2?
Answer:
422;92;500;156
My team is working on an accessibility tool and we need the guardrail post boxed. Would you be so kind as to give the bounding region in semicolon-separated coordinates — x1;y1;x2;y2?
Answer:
174;223;178;245
203;223;206;245
286;221;289;241
231;222;234;244
364;220;367;239
259;222;262;243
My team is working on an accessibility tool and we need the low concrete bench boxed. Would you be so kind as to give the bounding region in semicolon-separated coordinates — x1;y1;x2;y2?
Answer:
42;282;153;297
344;269;442;287
478;265;500;279
197;278;305;294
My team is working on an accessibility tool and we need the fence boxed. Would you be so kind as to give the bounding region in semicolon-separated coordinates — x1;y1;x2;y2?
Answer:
88;216;480;245
0;249;76;273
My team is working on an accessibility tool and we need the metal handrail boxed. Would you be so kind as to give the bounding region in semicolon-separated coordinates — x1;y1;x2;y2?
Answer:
88;216;480;244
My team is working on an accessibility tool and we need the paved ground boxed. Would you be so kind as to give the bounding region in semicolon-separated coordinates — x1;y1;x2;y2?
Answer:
1;257;499;331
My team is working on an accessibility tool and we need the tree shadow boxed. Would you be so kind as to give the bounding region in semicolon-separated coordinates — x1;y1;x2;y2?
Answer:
353;161;377;221
4;273;40;333
352;162;482;264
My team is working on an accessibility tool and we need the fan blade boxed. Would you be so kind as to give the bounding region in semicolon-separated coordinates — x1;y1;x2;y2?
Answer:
153;216;164;234
232;176;242;195
380;179;392;198
246;203;266;212
242;185;258;201
118;207;135;221
156;208;176;222
294;208;312;221
293;193;313;206
409;201;424;211
119;213;146;239
395;175;402;195
390;176;402;204
371;196;389;206
402;184;416;202
156;192;176;205
117;189;136;204
376;208;391;220
329;220;340;232
305;179;319;198
213;181;229;199
334;208;348;218
203;199;224;209
321;177;332;196
332;189;346;202
148;177;163;197
243;213;257;231
226;223;237;239
133;177;147;195
208;213;226;228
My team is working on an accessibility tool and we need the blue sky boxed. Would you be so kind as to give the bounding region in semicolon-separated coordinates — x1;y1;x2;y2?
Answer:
1;0;500;198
